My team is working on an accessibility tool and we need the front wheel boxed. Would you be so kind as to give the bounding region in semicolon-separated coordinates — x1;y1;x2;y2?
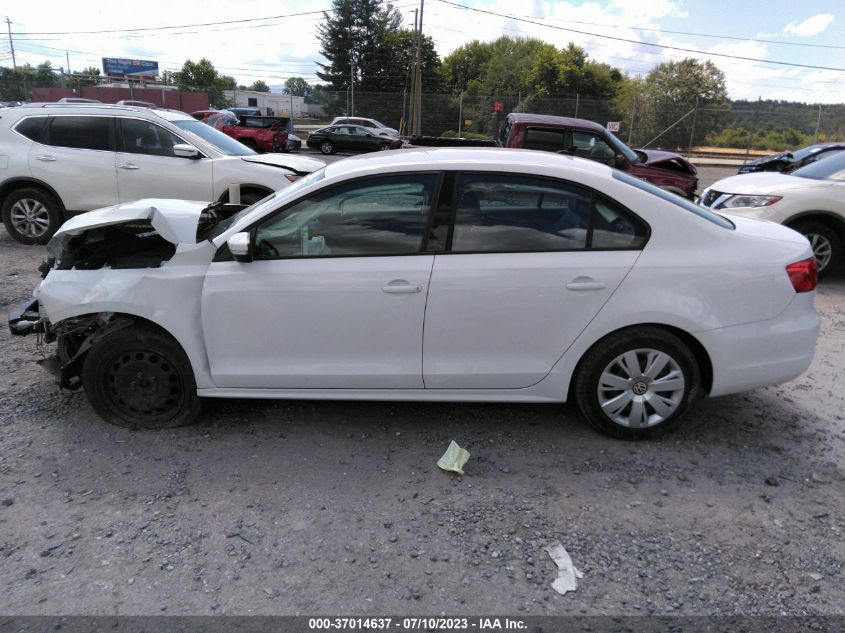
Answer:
1;187;64;245
81;325;202;429
378;142;391;151
574;328;700;440
320;140;335;155
791;221;840;278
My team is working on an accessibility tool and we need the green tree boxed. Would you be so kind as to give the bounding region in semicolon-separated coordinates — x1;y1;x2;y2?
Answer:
249;80;270;92
174;58;236;107
617;59;728;148
70;66;101;88
284;76;310;97
316;0;402;92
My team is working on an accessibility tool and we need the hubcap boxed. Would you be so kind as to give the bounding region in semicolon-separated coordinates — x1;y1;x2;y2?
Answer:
108;351;182;417
597;349;685;428
807;233;832;271
10;198;50;238
321;142;332;153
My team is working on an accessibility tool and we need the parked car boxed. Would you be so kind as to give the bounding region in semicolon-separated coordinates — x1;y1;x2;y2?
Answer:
737;142;845;174
0;103;325;244
56;97;101;104
498;113;699;198
115;100;156;108
307;125;403;154
700;151;845;277
10;149;819;439
330;116;400;138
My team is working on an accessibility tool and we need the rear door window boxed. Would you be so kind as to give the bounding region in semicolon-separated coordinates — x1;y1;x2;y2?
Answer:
49;116;113;151
450;173;649;252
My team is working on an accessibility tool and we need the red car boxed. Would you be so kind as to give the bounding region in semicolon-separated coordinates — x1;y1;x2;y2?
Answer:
191;110;288;153
498;113;698;198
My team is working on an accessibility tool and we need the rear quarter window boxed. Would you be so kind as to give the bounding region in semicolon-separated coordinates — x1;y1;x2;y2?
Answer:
613;170;734;229
49;116;112;151
14;116;49;144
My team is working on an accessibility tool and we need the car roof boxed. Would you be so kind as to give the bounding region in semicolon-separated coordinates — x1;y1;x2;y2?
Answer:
322;147;611;179
506;112;606;132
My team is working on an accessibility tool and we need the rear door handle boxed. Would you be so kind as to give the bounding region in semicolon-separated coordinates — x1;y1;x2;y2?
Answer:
566;280;606;291
382;281;422;294
118;163;140;170
35;155;56;162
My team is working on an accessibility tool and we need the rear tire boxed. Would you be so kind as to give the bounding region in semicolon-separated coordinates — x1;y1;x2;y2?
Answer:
378;142;391;151
791;221;840;278
320;141;335;155
81;325;202;429
574;327;700;440
2;187;63;245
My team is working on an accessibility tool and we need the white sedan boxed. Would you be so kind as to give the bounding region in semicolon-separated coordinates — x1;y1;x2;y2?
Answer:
10;149;820;439
700;152;845;276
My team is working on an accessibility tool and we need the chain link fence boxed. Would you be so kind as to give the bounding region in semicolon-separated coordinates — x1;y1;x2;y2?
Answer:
4;79;844;154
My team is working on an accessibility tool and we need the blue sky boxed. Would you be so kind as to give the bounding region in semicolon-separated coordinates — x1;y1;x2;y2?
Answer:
4;0;843;103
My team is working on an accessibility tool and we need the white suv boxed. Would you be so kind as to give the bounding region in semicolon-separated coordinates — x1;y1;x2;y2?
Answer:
0;103;324;244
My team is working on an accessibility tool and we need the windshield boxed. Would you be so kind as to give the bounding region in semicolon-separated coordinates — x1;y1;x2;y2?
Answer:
171;119;255;156
605;130;640;163
613;170;734;229
205;167;327;241
791;144;830;161
792;151;845;181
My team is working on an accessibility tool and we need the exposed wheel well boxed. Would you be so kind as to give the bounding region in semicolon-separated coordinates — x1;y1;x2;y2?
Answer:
52;313;189;388
0;178;67;217
785;212;845;241
568;323;714;401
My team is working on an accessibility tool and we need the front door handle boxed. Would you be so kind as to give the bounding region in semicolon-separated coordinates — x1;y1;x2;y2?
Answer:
118;163;140;170
35;155;56;162
566;278;606;291
382;280;422;294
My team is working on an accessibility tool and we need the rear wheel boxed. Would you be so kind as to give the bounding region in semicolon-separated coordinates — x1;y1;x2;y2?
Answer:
574;328;700;440
82;325;202;429
2;187;63;245
791;221;840;278
320;140;335;155
378;142;391;151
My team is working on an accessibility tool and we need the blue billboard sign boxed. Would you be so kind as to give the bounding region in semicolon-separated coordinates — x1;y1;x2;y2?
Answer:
102;58;159;77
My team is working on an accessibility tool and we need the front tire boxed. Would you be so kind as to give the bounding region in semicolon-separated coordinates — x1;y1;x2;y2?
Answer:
81;325;202;429
574;328;700;440
320;140;335;155
378;142;391;151
2;187;63;245
791;221;840;278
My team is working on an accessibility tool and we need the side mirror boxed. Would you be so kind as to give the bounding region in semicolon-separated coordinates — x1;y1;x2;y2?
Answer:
173;143;201;159
227;232;252;262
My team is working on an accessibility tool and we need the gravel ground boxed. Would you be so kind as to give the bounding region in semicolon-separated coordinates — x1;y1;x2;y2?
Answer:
0;164;842;617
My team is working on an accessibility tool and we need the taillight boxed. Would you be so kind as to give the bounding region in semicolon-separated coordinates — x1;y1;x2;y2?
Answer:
786;257;817;293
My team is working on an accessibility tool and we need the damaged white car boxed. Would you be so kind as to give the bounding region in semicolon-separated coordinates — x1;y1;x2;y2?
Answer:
9;149;820;439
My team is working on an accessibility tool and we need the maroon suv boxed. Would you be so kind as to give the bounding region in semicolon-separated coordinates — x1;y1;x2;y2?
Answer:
498;113;698;198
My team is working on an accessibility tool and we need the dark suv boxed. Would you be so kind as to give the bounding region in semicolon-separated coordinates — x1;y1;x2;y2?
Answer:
498;113;698;198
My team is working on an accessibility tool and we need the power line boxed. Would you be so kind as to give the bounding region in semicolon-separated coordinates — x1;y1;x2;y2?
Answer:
504;10;845;50
435;0;845;73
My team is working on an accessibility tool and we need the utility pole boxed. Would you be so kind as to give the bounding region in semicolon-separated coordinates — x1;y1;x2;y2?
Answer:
743;96;762;166
5;17;16;74
6;17;20;100
688;97;699;154
813;104;822;144
65;50;71;75
406;9;418;135
350;58;354;117
413;0;424;135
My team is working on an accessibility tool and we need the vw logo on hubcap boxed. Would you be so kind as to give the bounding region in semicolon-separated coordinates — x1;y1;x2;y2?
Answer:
632;380;649;396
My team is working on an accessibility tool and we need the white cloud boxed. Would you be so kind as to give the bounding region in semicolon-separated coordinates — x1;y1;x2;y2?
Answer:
783;13;835;37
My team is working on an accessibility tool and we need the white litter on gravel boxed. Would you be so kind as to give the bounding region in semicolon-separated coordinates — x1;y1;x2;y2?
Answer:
546;541;583;595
